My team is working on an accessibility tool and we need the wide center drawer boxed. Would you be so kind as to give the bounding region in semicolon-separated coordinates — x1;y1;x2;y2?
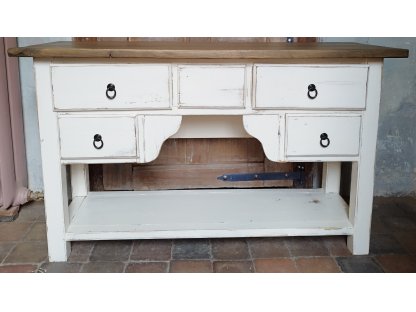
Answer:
254;65;368;109
59;116;137;159
285;114;362;157
52;65;171;110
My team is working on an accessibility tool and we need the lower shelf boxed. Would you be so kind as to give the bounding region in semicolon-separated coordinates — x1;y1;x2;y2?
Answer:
65;189;353;240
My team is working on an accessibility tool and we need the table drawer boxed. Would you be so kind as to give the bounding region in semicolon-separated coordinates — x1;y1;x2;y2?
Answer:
178;65;246;108
52;65;171;110
285;115;361;157
59;116;137;159
254;65;368;109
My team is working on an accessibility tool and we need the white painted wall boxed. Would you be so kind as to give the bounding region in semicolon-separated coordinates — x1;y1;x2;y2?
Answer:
17;37;71;191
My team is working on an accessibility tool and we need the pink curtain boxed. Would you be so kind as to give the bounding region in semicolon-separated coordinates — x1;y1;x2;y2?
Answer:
0;37;29;218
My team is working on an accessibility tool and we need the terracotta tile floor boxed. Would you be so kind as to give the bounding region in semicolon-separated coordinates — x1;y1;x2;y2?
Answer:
1;196;415;273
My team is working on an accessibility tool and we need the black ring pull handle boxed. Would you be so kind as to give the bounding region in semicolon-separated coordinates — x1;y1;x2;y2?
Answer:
93;134;104;149
307;84;318;99
106;83;116;100
320;133;330;148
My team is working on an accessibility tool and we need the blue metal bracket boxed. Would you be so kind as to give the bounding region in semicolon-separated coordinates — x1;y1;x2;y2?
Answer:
217;164;305;185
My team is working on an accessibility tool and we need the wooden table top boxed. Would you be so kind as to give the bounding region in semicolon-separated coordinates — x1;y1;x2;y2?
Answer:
8;41;409;59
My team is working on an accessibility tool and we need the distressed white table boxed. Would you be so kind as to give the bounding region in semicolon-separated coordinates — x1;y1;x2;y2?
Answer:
9;41;408;261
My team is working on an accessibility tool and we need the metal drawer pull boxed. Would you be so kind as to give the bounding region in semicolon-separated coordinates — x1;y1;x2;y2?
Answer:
307;84;318;99
93;134;104;149
106;83;116;100
320;133;330;148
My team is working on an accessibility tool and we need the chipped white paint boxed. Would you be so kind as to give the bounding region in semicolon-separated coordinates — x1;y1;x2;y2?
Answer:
58;115;137;159
285;114;362;158
177;65;246;108
254;65;369;109
243;115;280;161
70;164;89;197
34;60;71;261
140;115;182;163
52;64;171;110
66;189;353;240
32;58;385;261
347;61;383;255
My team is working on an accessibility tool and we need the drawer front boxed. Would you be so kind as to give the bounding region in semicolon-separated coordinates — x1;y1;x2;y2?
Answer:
52;65;171;110
286;115;361;157
59;116;137;159
178;65;246;108
254;65;368;109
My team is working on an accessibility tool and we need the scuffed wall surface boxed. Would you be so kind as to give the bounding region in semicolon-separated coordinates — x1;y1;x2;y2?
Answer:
17;37;70;192
323;38;415;196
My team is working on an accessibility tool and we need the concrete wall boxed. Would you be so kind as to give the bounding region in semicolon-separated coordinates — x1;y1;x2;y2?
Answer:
322;38;415;196
17;37;70;191
17;37;416;196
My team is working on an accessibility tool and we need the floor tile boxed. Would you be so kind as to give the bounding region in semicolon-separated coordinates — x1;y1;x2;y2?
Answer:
69;241;95;262
371;215;389;234
213;261;254;273
16;200;45;222
90;241;132;262
81;262;125;273
393;231;416;254
0;242;15;263
0;222;32;242
286;237;329;257
39;262;82;273
0;264;37;273
369;234;406;255
172;239;211;260
170;260;212;273
254;258;298;273
296;257;341;273
324;236;351;257
24;222;47;241
125;262;168;273
379;215;416;232
336;256;384;273
4;241;48;264
131;240;172;261
247;237;290;259
375;254;416;273
397;197;416;219
211;238;250;260
372;197;403;216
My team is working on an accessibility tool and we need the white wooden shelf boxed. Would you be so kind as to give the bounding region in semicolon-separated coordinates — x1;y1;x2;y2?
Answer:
66;189;353;240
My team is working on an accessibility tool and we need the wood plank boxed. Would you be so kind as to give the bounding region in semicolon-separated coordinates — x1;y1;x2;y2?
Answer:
98;138;293;191
102;164;133;191
65;189;353;240
133;163;265;190
133;163;293;190
8;41;409;59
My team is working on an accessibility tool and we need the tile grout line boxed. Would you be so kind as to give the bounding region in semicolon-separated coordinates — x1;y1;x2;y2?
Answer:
0;243;18;266
208;239;214;273
168;239;174;273
282;238;300;272
124;240;135;273
1;221;37;266
79;241;96;273
245;238;256;273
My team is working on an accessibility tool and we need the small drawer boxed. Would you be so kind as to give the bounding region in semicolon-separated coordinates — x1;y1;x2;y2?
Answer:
59;116;137;159
254;65;368;109
285;115;361;157
178;65;246;108
52;65;171;110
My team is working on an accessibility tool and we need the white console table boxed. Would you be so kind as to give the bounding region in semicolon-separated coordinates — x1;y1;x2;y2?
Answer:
9;41;408;262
